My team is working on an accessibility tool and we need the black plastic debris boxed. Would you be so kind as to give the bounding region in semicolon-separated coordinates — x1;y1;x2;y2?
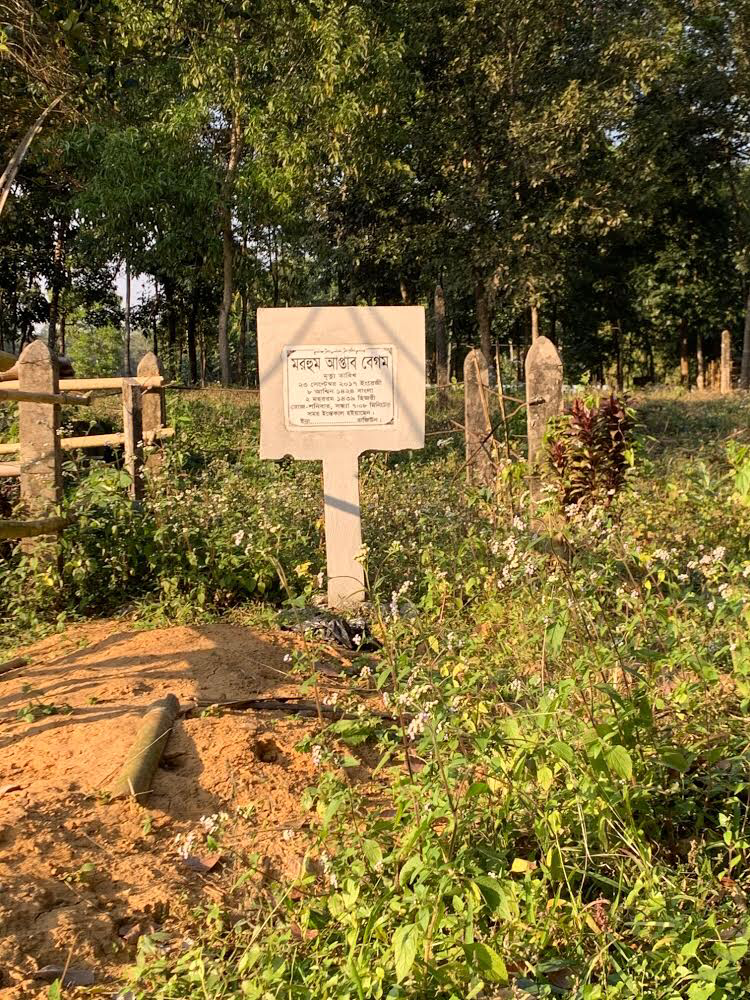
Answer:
278;610;381;651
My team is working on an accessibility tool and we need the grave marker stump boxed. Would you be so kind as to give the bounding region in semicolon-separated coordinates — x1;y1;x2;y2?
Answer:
464;349;494;489
258;306;425;610
525;335;563;518
18;340;62;559
137;352;166;473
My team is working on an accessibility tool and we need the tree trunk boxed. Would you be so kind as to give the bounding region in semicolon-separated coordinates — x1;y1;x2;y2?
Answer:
741;287;750;390
615;323;624;391
679;322;689;388
124;261;132;375
47;223;65;355
59;295;66;356
434;284;448;389
187;286;199;385
217;103;243;387
165;280;177;380
48;283;60;356
153;280;160;357
696;331;704;390
514;317;524;382
239;290;248;386
721;328;732;394
0;96;65;217
530;303;539;342
473;270;491;363
550;297;557;344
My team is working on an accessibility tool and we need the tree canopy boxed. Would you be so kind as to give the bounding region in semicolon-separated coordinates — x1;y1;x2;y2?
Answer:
1;0;749;386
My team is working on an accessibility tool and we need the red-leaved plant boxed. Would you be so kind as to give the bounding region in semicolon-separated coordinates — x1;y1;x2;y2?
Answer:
547;394;631;516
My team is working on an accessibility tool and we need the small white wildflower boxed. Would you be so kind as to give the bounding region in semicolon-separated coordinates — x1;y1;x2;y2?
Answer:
358;664;371;680
283;653;292;663
708;601;716;612
232;530;245;546
174;831;197;860
407;711;429;741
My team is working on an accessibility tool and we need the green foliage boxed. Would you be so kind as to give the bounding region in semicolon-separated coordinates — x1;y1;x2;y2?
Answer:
16;700;72;723
1;389;740;998
65;319;123;377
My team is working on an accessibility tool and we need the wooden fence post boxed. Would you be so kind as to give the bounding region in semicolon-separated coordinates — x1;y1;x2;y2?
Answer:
464;348;494;488
122;378;144;504
137;352;166;473
525;335;563;518
18;340;62;558
721;330;732;394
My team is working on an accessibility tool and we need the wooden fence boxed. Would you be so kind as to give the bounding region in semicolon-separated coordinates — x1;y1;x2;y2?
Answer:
0;342;173;550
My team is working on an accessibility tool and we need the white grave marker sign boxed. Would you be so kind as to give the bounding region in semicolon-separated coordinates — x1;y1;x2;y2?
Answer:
259;306;426;609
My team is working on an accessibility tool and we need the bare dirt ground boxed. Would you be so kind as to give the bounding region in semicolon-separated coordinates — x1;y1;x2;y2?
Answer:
0;621;366;998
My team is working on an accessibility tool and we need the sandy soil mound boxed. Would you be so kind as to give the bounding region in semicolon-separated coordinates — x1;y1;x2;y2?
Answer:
0;621;360;998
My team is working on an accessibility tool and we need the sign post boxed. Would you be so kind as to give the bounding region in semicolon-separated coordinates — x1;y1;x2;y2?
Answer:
258;306;425;609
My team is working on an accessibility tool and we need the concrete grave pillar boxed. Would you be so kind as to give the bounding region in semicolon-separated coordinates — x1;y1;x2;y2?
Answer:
137;352;166;473
18;340;62;559
464;348;494;489
525;335;563;516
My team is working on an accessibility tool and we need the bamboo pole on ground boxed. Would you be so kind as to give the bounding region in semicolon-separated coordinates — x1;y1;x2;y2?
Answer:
110;694;180;800
0;462;20;476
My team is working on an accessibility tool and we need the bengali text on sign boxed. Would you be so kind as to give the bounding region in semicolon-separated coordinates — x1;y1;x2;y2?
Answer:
284;345;395;428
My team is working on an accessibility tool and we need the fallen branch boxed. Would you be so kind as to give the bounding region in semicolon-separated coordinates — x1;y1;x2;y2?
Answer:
0;517;69;539
0;656;28;676
190;696;396;723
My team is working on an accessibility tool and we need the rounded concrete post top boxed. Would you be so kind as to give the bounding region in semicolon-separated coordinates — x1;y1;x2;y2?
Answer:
137;351;162;376
525;335;562;373
464;347;488;370
19;339;53;364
